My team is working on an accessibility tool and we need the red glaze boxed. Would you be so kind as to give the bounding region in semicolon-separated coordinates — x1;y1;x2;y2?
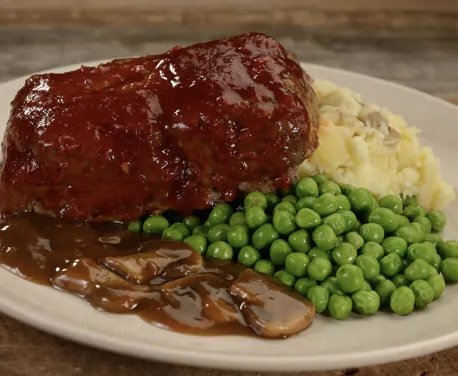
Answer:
0;33;318;221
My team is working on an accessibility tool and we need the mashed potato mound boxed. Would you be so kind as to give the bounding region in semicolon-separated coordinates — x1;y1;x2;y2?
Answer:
299;80;455;210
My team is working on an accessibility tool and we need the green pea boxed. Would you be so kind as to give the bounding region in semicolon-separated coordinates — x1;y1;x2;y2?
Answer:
307;258;332;281
382;236;408;258
355;220;362;232
282;195;298;205
323;213;346;235
403;205;425;220
348;188;374;212
192;225;210;237
273;210;297;235
328;294;352;320
285;252;310;277
432;253;442;271
319;181;341;195
413;216;432;234
332;242;357;266
229;212;247;226
392;274;409;287
409;280;434;308
254;259;275;275
407;242;436;264
427;210;446;233
237;245;261;267
183;216;201;230
127;219;142;233
265;192;280;209
273;202;297;216
390;286;415;315
245;206;268;229
274;270;296;287
183;235;207;254
252;223;279;250
441;258;458;282
295;208;321;230
312;193;338;217
295;177;319;198
308;247;331;261
270;239;293;266
169;223;191;238
378;194;403;215
424;233;443;245
345;231;364;250
335;195;351;211
208;224;229;243
338;210;358;232
360;223;385;244
397;215;410;227
206;241;233;260
307;286;329;313
162;227;184;241
312;174;328;185
438;240;458;258
427;274;445;299
380;253;402;277
244;191;268;210
411;222;426;241
361;280;372;291
295;196;316;210
368;208;400;233
395;224;424;244
352;290;380;315
226;225;249;248
428;264;439;277
356;255;380;281
312;224;338;251
288;229;312;253
375;279;396;306
405;259;431;281
336;264;364;293
207;203;233;225
371;274;386;286
321;276;343;296
361;241;385;260
363;200;380;223
143;215;169;235
294;277;317;296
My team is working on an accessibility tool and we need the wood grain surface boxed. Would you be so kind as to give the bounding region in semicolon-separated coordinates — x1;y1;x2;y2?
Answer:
0;14;458;376
1;0;458;36
1;313;458;376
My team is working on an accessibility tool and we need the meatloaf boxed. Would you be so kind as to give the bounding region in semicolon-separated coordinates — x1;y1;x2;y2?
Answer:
0;32;319;221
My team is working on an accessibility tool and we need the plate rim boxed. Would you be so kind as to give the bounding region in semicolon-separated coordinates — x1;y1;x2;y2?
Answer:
0;60;457;372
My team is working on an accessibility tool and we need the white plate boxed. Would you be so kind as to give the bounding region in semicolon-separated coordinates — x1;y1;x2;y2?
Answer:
0;62;457;372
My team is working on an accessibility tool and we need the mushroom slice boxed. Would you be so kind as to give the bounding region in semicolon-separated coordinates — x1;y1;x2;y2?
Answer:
229;269;315;338
159;273;245;330
101;241;203;283
52;258;156;313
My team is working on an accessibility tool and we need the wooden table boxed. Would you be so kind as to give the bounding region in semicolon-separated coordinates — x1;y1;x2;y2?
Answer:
1;16;458;376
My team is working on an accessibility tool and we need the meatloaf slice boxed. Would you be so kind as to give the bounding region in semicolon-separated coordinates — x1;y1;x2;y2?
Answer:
0;32;319;221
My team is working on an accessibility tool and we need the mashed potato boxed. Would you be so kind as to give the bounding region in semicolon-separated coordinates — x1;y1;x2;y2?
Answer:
299;80;456;210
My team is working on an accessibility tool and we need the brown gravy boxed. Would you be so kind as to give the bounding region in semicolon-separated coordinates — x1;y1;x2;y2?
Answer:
0;213;314;338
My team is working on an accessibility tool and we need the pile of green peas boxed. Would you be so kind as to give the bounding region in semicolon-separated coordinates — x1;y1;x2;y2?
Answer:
128;174;458;320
